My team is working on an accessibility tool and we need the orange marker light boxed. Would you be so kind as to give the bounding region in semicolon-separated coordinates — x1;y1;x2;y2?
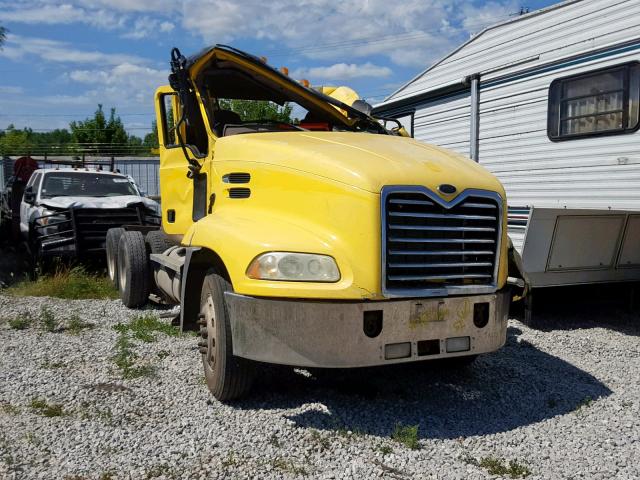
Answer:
279;66;289;76
299;79;310;88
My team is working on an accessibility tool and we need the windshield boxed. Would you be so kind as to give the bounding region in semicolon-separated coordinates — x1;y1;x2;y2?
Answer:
41;172;138;198
196;62;387;137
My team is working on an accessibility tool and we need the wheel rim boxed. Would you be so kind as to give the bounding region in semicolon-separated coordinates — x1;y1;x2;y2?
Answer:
118;252;127;292
107;248;116;281
202;294;217;369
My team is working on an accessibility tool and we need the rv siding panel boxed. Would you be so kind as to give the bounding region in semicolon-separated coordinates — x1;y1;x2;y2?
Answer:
413;92;471;156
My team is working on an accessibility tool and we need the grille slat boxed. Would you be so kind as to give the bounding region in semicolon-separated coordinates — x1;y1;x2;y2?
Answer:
390;212;496;221
389;250;494;256
383;189;501;294
389;225;496;232
388;237;495;244
388;273;493;281
388;262;493;269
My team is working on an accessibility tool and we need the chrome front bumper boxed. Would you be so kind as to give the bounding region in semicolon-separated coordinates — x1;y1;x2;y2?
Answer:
224;290;510;368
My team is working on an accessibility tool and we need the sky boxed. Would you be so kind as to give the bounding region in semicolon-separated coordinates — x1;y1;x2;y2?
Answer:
0;0;559;138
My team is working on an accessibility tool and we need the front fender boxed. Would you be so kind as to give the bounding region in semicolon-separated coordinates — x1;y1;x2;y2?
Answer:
187;207;379;300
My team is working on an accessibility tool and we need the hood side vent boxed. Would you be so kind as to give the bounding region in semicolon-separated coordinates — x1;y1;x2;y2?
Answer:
228;187;251;199
223;173;251;184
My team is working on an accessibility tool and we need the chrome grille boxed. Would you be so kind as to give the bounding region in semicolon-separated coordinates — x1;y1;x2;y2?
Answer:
382;187;501;296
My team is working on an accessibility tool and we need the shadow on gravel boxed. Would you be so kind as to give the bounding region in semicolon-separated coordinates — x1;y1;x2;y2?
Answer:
238;326;612;440
513;283;640;336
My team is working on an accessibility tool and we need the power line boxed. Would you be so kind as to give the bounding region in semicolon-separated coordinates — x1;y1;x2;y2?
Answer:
0;113;152;117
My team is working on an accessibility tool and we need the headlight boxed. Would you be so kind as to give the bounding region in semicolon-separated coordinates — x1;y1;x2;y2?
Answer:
38;210;68;227
246;252;340;282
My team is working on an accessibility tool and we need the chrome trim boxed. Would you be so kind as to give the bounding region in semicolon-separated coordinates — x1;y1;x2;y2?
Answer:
381;186;504;298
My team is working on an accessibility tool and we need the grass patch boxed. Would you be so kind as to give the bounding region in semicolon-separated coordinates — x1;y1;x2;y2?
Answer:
480;457;531;478
1;402;20;415
221;451;238;468
41;357;65;369
66;314;94;334
310;429;331;451
271;457;308;476
39;307;58;332
575;396;594;412
464;455;531;478
377;444;393;455
391;423;420;450
7;312;33;330
112;332;155;379
9;267;117;300
114;314;179;343
30;398;65;417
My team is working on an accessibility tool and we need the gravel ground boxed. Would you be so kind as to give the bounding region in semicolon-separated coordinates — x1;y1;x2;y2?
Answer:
0;292;639;480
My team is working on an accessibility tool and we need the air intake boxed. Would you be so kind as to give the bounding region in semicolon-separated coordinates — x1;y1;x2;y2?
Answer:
223;173;251;184
228;187;251;199
382;187;501;297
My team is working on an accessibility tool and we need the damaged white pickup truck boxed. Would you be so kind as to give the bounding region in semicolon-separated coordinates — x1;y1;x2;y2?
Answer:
19;166;160;266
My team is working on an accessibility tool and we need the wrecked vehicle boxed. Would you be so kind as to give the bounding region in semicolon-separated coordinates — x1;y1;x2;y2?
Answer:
109;45;527;401
20;164;159;265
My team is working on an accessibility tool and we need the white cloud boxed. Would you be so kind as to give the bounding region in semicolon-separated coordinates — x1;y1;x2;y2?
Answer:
180;0;516;68
0;3;124;29
121;17;176;39
75;0;174;13
67;63;168;103
294;62;392;81
0;34;146;65
159;21;174;33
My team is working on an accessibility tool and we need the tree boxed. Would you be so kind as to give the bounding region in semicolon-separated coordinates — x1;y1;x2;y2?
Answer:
0;125;30;156
219;99;293;123
143;120;159;150
69;105;142;156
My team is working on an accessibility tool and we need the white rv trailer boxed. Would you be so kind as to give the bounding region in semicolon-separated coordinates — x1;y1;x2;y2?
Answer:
373;0;640;298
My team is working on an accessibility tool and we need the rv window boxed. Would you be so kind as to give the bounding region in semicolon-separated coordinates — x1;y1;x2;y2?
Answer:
548;63;640;140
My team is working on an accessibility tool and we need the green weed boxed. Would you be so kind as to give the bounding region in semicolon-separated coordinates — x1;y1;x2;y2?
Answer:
391;423;419;450
114;314;179;343
30;398;65;417
39;306;58;332
9;267;117;300
66;314;94;334
8;312;33;330
112;333;155;379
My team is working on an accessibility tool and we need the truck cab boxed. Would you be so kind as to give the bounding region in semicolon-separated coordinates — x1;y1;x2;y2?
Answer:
20;166;159;263
112;45;525;401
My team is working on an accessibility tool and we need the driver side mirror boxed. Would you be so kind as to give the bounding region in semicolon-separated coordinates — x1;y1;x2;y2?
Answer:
23;186;36;205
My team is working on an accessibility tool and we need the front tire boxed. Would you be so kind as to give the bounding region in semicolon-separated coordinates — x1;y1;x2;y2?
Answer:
199;271;255;401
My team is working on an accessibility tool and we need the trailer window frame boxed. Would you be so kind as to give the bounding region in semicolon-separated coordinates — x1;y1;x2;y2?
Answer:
547;61;640;141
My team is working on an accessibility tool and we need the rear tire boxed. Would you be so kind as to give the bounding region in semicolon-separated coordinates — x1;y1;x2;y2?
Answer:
117;231;150;308
199;271;255;401
145;230;176;255
106;228;125;288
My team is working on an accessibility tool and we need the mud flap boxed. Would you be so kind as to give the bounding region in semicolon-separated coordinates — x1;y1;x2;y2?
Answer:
507;237;529;302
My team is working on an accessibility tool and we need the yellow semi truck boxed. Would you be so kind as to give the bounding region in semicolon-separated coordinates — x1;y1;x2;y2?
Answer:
108;45;526;401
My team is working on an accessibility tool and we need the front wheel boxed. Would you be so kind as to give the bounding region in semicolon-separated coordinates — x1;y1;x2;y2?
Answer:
199;271;255;401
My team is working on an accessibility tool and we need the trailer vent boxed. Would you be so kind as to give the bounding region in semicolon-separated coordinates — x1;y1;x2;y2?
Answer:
382;188;501;296
228;187;251;199
223;173;251;184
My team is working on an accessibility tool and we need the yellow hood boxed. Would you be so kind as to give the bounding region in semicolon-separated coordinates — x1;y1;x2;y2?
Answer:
214;132;504;197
